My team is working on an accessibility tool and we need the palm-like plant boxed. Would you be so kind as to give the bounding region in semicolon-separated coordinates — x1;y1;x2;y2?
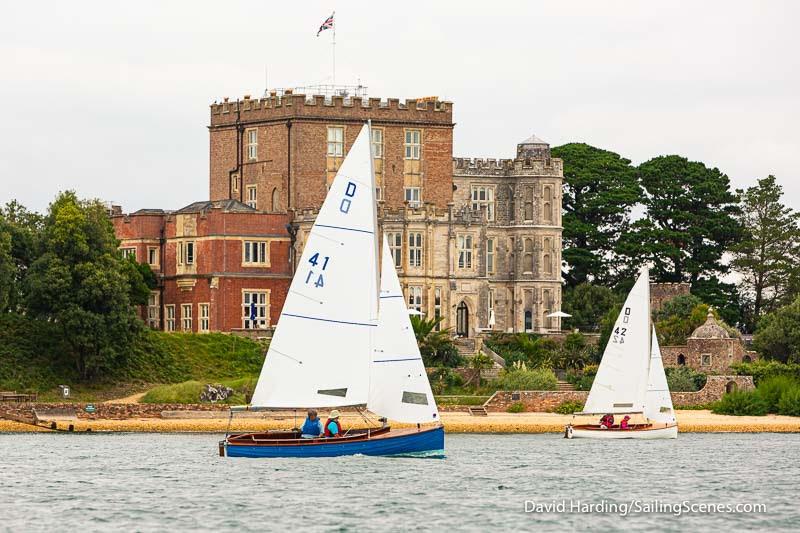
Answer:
410;315;462;367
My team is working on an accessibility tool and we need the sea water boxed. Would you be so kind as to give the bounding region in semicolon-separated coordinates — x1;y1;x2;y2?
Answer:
0;433;797;532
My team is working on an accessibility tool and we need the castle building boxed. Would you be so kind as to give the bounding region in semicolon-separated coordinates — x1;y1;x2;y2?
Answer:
112;200;291;333
207;89;563;336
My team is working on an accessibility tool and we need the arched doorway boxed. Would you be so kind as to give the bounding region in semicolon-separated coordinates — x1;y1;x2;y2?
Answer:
726;381;738;394
743;355;752;363
677;354;686;366
456;302;469;337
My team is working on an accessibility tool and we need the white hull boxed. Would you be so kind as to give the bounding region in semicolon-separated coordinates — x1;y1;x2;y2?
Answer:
567;424;677;440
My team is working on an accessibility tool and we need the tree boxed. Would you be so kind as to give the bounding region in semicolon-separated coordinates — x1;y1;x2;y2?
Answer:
731;175;800;331
25;192;147;379
690;276;743;329
0;222;13;312
561;283;620;331
753;296;800;363
629;155;741;284
0;201;43;312
550;143;641;286
410;315;462;367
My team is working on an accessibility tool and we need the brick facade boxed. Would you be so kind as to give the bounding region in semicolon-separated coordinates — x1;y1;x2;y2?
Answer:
112;200;291;333
209;91;563;335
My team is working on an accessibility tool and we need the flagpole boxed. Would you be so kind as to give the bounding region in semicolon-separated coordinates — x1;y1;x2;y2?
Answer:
332;12;336;85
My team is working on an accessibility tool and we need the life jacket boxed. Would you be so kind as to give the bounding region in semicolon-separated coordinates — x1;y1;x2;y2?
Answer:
301;417;322;436
324;418;342;437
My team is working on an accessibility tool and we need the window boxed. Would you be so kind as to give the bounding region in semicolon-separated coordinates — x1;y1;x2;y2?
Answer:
408;286;422;312
524;187;534;221
247;186;257;209
246;128;258;161
199;303;210;333
701;354;712;367
404;129;421;159
404;187;421;208
471;186;495;221
488;289;495;329
524;310;532;331
523;238;534;273
371;128;383;159
243;241;268;265
271;188;279;211
543;186;553;222
231;174;240;193
387;232;402;268
181;304;192;332
543;237;553;275
327;126;344;156
147;247;159;267
243;291;269;329
458;235;473;269
434;287;442;330
120;247;136;260
375;187;383;201
408;232;423;268
165;305;175;332
486;238;495;274
179;241;195;266
147;292;160;329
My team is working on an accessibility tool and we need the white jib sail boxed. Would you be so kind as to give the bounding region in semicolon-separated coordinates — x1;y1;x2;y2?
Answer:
250;124;379;408
645;326;676;425
368;236;440;423
581;268;651;415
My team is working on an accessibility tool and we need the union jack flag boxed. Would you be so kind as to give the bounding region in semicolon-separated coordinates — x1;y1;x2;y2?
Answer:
317;12;334;36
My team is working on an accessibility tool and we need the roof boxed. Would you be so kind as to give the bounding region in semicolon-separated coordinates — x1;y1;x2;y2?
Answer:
174;199;258;215
130;208;167;216
690;310;731;340
519;134;548;145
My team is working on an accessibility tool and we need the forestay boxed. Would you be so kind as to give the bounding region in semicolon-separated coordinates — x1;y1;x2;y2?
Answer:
250;124;379;408
581;268;651;415
645;327;676;424
368;237;440;423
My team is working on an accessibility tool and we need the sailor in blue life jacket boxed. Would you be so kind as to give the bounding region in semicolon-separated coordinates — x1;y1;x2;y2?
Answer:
300;409;323;438
324;410;344;438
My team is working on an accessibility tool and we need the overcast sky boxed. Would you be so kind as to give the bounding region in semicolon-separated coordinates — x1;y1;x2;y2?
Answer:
2;1;798;214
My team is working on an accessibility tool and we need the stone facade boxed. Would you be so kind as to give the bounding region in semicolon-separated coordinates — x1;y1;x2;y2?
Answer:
483;375;754;412
661;311;758;373
112;200;291;333
209;91;563;336
650;282;691;313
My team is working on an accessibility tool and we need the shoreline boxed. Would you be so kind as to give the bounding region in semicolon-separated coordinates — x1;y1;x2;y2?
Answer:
1;410;799;434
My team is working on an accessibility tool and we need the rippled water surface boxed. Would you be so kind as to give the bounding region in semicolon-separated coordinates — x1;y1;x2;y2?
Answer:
0;432;797;531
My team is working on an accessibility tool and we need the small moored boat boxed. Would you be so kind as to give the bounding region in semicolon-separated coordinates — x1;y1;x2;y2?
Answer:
221;123;444;458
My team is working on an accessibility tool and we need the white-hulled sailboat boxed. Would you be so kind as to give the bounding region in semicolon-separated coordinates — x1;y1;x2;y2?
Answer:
221;123;444;458
566;268;678;439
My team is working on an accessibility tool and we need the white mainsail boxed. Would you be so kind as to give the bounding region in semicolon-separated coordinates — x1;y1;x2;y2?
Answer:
581;268;651;415
250;124;379;408
645;327;676;425
368;237;440;423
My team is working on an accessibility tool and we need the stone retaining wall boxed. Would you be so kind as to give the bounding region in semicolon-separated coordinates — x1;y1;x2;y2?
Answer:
483;375;754;412
0;402;228;421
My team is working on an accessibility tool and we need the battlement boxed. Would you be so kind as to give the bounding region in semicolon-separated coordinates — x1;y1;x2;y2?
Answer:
210;92;453;127
453;157;563;177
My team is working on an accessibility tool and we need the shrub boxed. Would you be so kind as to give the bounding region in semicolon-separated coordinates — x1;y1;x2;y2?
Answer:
665;367;707;392
428;368;464;394
553;400;584;414
566;364;597;391
756;376;798;413
507;402;525;413
495;367;558;391
713;390;769;416
730;360;800;385
777;388;800;416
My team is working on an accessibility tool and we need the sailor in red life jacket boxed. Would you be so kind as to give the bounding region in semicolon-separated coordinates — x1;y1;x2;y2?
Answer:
324;410;344;438
620;415;631;430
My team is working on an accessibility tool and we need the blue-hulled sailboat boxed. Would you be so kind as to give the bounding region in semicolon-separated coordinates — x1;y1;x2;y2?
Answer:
220;123;444;458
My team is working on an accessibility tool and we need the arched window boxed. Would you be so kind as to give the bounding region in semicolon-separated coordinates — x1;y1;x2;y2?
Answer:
523;238;534;273
271;188;280;212
726;381;738;394
677;354;686;366
543;238;552;274
543;186;553;222
524;310;532;331
524;187;534;221
544;254;552;275
743;355;752;363
456;301;469;337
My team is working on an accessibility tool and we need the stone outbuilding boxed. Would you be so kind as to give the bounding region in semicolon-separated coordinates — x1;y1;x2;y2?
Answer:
660;310;757;374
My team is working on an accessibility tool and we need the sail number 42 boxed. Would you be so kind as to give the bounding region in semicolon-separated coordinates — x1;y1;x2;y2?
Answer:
613;307;631;344
306;253;330;288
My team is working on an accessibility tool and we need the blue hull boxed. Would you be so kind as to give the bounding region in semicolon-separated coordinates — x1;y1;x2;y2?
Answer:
224;426;444;458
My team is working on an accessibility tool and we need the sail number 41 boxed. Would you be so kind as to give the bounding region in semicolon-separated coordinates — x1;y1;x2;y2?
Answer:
306;253;330;288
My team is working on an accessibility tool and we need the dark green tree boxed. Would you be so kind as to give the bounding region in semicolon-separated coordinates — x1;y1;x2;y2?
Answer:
0;201;43;312
550;143;641;286
561;283;620;331
629;155;741;283
753;296;800;363
731;175;800;331
0;222;13;312
691;277;743;329
25;192;147;379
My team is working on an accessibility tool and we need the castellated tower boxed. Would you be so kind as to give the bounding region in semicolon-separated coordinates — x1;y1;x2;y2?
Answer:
208;89;563;339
